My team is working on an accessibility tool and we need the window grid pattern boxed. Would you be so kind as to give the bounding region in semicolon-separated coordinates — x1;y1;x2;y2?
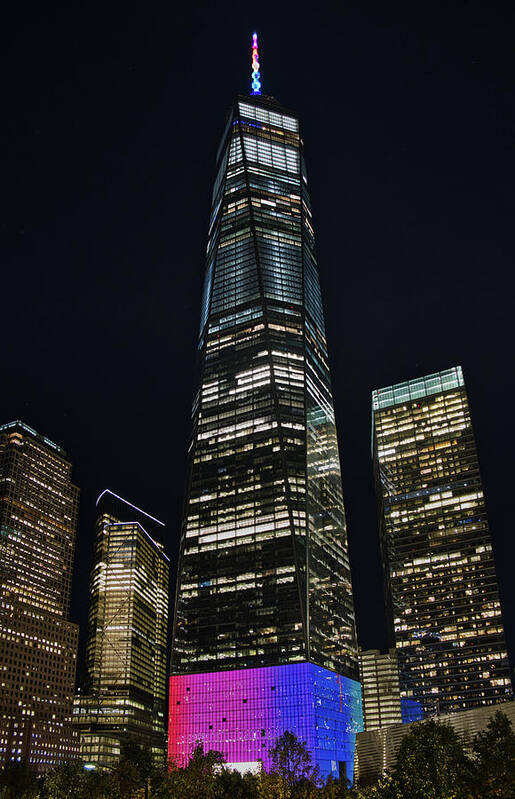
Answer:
359;649;404;731
171;94;360;777
169;663;362;781
0;422;79;774
75;497;169;771
372;370;511;715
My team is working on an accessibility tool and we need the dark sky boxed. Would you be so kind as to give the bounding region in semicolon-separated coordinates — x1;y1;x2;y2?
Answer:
3;0;514;680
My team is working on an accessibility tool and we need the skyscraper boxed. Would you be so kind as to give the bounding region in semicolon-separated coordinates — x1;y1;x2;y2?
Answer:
169;36;362;781
74;490;169;769
372;366;511;715
0;421;79;773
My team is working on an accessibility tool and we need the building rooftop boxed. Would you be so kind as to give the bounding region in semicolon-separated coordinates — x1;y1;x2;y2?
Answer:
0;420;66;456
96;488;168;558
372;366;464;411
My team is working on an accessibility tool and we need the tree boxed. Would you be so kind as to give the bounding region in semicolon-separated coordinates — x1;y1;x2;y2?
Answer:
320;775;351;798
42;742;154;799
84;769;113;799
387;719;471;799
257;768;290;799
120;739;153;778
108;760;143;799
0;759;38;799
149;765;175;799
268;731;321;791
161;743;225;799
291;775;322;798
470;710;515;798
213;767;259;799
42;760;88;799
42;760;111;799
117;739;153;799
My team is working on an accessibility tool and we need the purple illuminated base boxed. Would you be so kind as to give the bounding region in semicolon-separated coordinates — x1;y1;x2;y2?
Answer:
169;662;362;782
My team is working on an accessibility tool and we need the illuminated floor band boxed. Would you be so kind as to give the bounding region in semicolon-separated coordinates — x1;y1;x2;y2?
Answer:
169;662;362;781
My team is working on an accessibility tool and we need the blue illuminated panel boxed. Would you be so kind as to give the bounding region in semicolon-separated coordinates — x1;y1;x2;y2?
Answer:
401;698;424;724
169;662;362;781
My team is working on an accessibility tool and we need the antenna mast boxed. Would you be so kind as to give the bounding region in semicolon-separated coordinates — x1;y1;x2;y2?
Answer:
251;32;261;95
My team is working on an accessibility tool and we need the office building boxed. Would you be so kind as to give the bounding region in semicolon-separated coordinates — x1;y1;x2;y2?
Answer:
372;366;511;716
169;36;362;781
359;649;423;733
359;650;402;731
74;490;169;769
0;420;79;773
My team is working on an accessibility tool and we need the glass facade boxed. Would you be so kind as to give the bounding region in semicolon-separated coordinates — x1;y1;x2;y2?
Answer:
169;663;362;782
400;698;424;724
170;94;360;779
74;491;169;769
359;650;403;731
0;421;79;773
372;367;512;715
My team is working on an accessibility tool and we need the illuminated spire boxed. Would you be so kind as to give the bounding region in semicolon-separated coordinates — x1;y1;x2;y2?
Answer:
251;32;261;95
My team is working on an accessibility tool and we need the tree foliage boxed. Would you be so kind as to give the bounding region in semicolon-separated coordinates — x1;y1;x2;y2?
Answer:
352;712;515;799
320;775;352;798
155;742;225;798
112;740;154;799
470;710;515;798
213;768;259;799
5;715;515;799
269;730;321;791
387;718;471;799
0;759;38;799
41;760;112;799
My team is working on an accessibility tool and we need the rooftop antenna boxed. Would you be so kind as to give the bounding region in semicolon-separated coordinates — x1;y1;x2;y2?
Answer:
251;32;261;95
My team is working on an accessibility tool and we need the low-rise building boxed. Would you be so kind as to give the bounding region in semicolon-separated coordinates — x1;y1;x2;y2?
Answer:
355;699;515;784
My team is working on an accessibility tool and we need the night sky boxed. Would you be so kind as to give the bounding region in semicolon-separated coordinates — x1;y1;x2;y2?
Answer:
3;0;514;682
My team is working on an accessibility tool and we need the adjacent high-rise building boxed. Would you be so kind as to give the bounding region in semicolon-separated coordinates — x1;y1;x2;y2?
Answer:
74;490;169;768
359;650;402;731
169;36;362;781
359;649;423;731
372;366;511;716
74;490;169;769
0;420;79;773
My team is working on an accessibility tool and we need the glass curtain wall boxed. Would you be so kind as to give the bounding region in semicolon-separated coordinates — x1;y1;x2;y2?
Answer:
170;94;361;779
